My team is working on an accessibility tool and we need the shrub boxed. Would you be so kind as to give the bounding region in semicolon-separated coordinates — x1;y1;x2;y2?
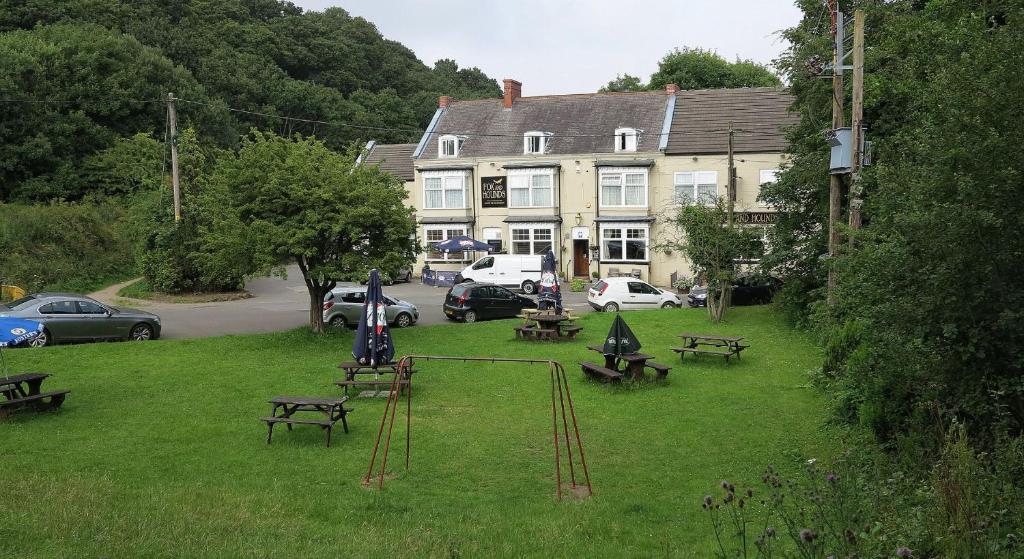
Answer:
569;278;586;292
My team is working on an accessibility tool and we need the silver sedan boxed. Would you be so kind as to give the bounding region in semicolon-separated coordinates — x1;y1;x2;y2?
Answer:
323;287;419;329
0;293;162;347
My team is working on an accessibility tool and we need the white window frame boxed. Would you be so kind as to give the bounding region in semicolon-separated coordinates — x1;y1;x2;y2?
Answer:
673;171;719;205
438;134;463;158
421;170;469;209
614;128;638;152
523;131;551;155
423;225;470;262
510;224;555;255
507;168;555;208
599;224;650;262
598;167;648;208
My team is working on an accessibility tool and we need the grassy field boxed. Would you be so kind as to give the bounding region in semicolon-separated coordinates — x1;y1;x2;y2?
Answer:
1;306;836;558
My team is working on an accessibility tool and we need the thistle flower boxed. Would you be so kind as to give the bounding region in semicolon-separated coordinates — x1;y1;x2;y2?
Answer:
826;472;837;483
799;528;816;542
895;547;912;558
765;527;776;538
703;495;713;508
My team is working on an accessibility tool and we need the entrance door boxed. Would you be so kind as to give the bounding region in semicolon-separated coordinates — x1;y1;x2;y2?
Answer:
573;240;589;277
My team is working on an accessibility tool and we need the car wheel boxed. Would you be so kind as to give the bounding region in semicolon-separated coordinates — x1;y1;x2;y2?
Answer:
521;280;536;294
602;302;619;312
661;302;678;309
329;316;347;329
463;310;478;323
28;329;50;348
130;323;154;341
394;313;413;328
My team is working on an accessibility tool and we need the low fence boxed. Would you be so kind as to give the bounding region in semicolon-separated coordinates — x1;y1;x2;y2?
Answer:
420;270;459;288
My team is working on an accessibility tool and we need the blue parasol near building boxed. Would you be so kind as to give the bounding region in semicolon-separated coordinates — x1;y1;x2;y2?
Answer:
435;235;492;253
0;317;44;378
537;249;562;314
352;270;395;367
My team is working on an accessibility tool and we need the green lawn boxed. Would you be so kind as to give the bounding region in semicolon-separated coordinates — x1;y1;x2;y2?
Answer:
1;306;836;558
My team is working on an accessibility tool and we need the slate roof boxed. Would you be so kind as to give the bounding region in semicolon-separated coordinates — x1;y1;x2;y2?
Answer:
417;91;672;160
665;87;796;155
363;142;416;181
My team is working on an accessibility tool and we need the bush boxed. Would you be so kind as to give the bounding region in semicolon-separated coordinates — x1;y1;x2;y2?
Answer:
0;201;135;293
569;278;587;292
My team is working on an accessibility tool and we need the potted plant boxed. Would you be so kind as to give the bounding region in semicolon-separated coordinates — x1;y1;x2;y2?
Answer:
673;276;694;294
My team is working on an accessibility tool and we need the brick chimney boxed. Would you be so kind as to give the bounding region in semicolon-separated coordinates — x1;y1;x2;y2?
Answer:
503;79;522;109
665;83;680;94
438;95;452;109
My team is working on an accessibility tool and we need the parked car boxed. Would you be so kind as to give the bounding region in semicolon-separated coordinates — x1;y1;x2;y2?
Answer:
359;266;413;285
587;277;682;312
687;277;781;307
0;293;161;347
455;255;544;294
323;287;418;328
443;281;537;323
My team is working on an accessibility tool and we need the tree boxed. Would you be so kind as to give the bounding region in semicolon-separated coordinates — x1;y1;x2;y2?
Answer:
660;199;762;322
599;74;646;93
212;132;416;332
648;47;781;90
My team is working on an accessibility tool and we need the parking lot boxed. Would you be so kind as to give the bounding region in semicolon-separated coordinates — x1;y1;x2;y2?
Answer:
92;266;600;340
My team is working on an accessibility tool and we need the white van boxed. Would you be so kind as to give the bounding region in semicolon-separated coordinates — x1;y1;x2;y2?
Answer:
456;255;544;294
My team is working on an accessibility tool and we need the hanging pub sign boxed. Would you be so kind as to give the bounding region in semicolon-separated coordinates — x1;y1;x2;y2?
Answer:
481;176;507;208
733;212;780;225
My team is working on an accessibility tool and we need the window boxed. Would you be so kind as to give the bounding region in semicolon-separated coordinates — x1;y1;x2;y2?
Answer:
438;135;463;158
614;128;638;152
424;226;469;261
599;168;648;207
422;171;468;209
340;292;365;304
511;226;554;255
628;281;659;295
39;300;77;314
673;171;718;204
600;225;649;262
508;169;554;208
523;131;551;154
472;257;494;270
482;227;502;253
77;301;107;314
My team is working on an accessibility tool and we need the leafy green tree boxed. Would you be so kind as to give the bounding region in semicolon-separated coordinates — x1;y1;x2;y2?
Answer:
210;132;416;332
599;74;646;93
649;47;781;90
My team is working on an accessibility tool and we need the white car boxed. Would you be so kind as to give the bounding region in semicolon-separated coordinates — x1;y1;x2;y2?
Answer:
587;277;682;312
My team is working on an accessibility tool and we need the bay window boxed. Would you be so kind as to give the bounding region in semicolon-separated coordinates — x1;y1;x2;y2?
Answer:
422;170;468;209
508;169;554;208
511;226;554;255
424;226;469;261
600;225;649;262
599;168;648;207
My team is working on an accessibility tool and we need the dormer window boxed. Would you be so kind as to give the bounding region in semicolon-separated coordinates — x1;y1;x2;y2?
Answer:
523;131;551;155
439;135;463;158
614;128;638;152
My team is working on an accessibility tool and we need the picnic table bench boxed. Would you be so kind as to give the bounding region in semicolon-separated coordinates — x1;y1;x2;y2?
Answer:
0;373;69;415
336;361;416;395
671;333;748;363
584;346;671;382
261;395;351;447
514;313;583;341
580;362;623;383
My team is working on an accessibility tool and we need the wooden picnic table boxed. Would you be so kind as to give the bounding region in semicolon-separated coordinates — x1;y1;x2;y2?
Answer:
583;346;670;382
261;395;351;447
671;333;748;363
335;361;416;395
0;372;69;414
514;313;583;341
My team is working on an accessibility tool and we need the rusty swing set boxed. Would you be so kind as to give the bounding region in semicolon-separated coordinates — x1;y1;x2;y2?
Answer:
364;355;593;500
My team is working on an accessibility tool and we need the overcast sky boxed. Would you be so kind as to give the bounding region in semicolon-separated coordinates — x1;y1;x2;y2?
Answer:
291;1;803;96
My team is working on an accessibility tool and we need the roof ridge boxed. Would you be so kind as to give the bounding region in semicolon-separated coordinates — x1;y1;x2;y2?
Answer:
446;89;669;105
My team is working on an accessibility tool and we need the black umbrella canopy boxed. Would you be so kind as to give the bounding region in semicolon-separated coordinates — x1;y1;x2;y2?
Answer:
602;314;641;357
352;269;395;367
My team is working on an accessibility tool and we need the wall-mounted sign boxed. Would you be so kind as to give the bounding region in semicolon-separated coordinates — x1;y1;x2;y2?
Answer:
481;176;507;208
571;226;590;240
734;212;780;225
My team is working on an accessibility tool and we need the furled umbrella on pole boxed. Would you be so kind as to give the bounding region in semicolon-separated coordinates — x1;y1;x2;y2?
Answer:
352;270;395;368
602;314;641;362
0;317;44;379
537;249;562;314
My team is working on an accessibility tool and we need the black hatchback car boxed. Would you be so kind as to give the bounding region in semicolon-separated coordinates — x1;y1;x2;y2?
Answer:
688;277;782;307
443;282;537;323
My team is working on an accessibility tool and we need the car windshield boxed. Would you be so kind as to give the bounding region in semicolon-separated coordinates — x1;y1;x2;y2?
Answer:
4;295;37;311
593;280;607;291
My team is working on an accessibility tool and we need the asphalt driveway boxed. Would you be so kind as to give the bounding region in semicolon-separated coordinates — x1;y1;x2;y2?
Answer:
91;266;596;340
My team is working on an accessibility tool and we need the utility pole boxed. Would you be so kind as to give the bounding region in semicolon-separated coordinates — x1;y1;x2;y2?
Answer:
167;92;181;222
848;10;865;241
826;1;845;305
727;122;736;227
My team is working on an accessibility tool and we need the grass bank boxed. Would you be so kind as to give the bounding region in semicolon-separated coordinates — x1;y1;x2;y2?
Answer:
0;306;836;558
116;278;251;303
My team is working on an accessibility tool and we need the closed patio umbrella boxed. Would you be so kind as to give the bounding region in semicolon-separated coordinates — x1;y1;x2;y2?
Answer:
537;249;563;314
0;317;44;378
352;270;395;367
602;314;641;358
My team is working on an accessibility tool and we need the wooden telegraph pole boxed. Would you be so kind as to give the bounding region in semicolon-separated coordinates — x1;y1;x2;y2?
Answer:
167;92;182;222
848;10;865;240
826;1;845;305
727;122;736;227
